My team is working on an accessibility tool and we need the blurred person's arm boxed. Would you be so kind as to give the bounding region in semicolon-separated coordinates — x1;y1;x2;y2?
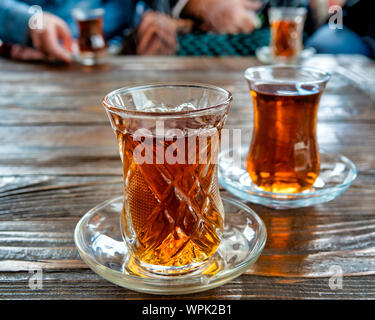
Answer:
179;0;261;34
0;1;73;62
0;0;34;45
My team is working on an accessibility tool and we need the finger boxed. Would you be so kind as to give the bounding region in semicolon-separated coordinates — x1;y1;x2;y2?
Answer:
211;12;238;34
144;29;176;54
225;20;241;34
139;29;172;56
144;35;165;55
41;27;72;62
11;45;46;61
165;40;178;55
20;48;46;60
157;25;178;49
56;20;73;52
138;12;159;37
219;20;239;34
137;27;157;54
157;37;177;55
10;45;22;59
153;32;177;55
139;12;175;39
138;16;177;53
175;19;194;33
156;27;177;47
30;30;42;50
236;13;256;33
138;22;174;48
138;18;152;39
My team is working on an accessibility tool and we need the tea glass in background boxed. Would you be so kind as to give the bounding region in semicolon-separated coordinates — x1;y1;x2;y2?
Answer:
72;8;106;66
269;6;307;63
102;84;232;275
244;66;330;193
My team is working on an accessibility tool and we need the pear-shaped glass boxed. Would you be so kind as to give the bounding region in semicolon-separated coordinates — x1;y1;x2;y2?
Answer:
244;65;331;194
102;84;232;275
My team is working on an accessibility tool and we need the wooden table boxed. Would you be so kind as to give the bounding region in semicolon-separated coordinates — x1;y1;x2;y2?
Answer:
0;55;374;299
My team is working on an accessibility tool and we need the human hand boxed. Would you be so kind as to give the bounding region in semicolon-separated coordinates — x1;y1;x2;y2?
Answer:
10;44;46;61
29;12;73;63
137;11;178;55
184;0;262;34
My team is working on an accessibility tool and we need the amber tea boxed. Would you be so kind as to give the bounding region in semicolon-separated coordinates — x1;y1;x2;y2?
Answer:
117;129;224;267
77;17;106;54
269;7;306;63
247;83;322;193
271;20;301;59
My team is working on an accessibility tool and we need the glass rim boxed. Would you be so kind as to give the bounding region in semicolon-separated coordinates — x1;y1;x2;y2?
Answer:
269;6;307;13
102;83;233;118
71;7;105;20
244;65;331;85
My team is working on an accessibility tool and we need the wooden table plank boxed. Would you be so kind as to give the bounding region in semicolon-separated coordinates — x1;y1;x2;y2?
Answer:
0;176;374;281
1;273;375;300
0;122;374;175
0;55;374;126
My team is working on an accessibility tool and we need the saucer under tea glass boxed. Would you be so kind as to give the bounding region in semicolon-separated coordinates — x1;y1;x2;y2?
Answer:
74;84;267;293
218;66;357;209
74;195;266;294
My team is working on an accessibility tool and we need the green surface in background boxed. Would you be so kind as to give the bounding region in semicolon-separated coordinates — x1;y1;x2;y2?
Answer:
177;28;270;56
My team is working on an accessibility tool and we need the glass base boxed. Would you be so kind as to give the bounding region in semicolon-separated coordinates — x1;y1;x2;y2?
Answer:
218;147;358;210
74;196;267;295
72;51;107;66
255;46;316;64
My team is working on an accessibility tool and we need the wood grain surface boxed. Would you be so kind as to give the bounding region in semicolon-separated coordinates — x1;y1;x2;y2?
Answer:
0;55;374;299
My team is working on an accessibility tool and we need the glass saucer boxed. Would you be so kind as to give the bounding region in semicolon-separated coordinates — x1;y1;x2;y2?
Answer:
218;147;358;210
72;51;108;66
74;196;266;295
255;46;316;64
